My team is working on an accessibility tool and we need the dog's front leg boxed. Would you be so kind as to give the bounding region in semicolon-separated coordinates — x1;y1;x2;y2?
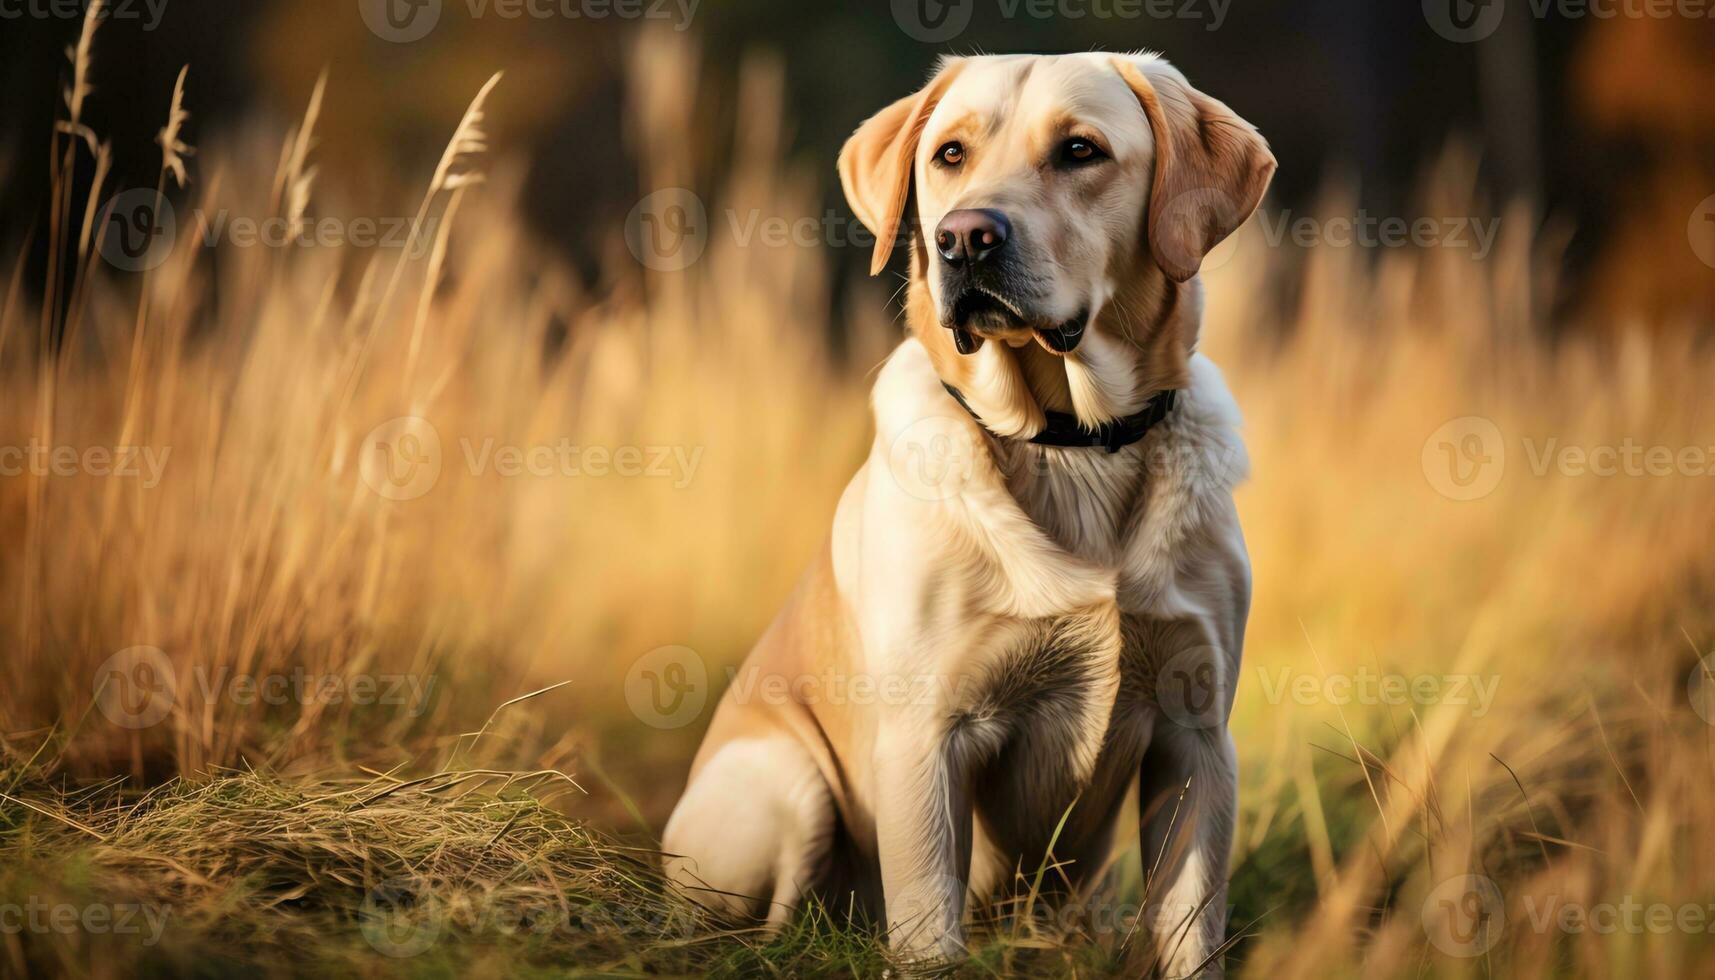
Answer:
1137;724;1237;978
873;714;973;964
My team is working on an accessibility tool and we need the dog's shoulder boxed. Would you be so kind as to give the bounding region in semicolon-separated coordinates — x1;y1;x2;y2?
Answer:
1159;353;1255;494
1118;352;1251;645
868;337;961;445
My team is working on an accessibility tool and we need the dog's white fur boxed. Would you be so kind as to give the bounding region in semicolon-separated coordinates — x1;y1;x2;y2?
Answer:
664;52;1273;976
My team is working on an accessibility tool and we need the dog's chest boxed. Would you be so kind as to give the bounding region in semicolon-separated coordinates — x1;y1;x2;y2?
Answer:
994;441;1152;563
957;608;1176;868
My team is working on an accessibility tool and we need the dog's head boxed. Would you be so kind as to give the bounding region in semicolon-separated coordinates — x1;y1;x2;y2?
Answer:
840;53;1274;432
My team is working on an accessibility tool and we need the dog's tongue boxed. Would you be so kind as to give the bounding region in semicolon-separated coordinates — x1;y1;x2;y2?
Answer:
952;326;984;355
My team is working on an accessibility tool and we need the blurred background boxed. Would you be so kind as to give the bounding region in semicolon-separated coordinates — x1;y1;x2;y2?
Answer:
2;1;1715;976
3;0;1715;323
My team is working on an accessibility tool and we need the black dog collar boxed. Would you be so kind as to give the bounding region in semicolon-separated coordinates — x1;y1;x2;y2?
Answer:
941;383;1178;454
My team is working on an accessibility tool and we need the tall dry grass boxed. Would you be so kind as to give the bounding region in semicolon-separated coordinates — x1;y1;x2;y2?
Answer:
2;16;1713;978
2;30;882;789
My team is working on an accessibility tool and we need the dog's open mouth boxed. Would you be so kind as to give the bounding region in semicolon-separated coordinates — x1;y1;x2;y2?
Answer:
950;289;1025;330
945;289;1023;356
944;289;1087;356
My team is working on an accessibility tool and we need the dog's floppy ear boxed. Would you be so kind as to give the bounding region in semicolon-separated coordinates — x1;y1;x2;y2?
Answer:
1112;55;1276;283
839;59;966;276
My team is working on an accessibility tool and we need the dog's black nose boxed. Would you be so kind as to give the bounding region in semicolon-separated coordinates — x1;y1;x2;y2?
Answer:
934;209;1011;267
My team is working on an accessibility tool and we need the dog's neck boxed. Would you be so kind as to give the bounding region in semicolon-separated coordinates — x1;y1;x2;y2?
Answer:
906;250;1203;562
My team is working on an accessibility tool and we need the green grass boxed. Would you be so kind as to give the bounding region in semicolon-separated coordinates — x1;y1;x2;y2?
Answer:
0;764;1199;978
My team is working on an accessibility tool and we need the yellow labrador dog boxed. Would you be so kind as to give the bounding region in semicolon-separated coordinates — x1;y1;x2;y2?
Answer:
664;51;1273;975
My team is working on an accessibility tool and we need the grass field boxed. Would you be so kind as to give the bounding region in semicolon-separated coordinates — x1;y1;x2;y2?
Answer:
3;17;1714;979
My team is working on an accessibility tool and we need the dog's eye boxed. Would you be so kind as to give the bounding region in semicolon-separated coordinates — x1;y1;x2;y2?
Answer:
935;141;965;167
1060;138;1105;167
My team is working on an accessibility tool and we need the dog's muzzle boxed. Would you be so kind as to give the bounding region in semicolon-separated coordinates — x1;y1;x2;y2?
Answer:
934;209;1087;356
